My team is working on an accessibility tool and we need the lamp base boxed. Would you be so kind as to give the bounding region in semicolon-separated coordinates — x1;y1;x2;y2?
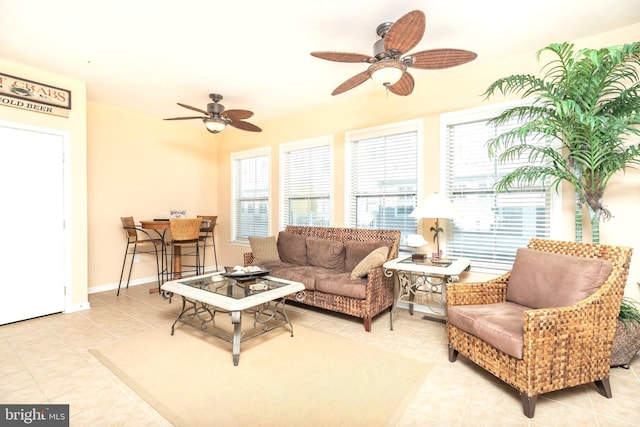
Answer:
431;250;443;261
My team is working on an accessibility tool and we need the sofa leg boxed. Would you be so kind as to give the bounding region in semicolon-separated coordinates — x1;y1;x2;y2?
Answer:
595;378;612;398
521;393;537;418
448;346;458;362
363;317;372;332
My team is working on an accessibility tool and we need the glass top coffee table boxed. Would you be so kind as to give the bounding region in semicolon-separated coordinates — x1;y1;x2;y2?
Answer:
161;272;304;366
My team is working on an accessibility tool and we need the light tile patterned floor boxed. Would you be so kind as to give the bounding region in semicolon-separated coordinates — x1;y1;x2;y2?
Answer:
0;284;638;426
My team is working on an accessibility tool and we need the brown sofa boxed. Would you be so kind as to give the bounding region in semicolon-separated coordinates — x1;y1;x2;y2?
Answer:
244;226;401;331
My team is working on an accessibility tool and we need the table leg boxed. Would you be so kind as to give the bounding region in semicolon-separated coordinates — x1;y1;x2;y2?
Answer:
173;245;182;279
231;310;242;366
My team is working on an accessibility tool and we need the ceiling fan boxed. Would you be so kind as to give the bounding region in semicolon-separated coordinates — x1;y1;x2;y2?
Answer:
164;93;262;133
311;10;477;96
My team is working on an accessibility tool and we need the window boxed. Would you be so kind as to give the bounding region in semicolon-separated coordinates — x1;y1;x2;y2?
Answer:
345;120;421;245
280;136;332;228
441;101;559;273
231;148;270;242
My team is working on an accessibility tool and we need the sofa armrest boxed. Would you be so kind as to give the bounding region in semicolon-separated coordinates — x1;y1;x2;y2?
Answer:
446;272;510;307
364;266;394;304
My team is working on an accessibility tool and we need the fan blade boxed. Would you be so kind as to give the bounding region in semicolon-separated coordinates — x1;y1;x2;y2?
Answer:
164;116;205;120
331;71;370;96
311;51;373;63
384;10;426;54
408;49;477;69
229;120;262;132
388;71;415;96
177;102;209;115
224;109;254;120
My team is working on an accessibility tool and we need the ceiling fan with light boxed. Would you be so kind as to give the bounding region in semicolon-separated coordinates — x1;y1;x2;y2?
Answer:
311;10;477;96
164;93;262;133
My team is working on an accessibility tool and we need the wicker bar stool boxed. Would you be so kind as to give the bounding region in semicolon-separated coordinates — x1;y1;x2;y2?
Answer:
117;217;164;295
197;215;218;274
166;218;202;280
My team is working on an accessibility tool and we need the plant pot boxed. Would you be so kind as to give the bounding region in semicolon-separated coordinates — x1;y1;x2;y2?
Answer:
610;320;640;368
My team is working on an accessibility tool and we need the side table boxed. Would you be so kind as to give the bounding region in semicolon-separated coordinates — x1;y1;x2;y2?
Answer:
383;255;470;329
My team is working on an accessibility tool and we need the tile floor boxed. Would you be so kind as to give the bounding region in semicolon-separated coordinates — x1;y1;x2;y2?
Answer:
1;283;639;426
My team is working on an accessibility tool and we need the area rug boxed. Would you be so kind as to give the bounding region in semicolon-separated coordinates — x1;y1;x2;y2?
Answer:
90;323;429;427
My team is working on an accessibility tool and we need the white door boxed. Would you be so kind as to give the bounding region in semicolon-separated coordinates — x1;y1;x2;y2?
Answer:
0;124;65;324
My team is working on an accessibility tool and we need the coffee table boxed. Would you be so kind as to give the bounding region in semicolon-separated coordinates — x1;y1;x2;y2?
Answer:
161;272;304;366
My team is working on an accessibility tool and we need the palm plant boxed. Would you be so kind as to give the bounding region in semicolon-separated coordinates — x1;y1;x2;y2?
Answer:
483;42;640;243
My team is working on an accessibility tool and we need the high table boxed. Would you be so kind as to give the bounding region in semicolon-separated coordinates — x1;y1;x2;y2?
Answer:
140;219;211;293
383;255;470;329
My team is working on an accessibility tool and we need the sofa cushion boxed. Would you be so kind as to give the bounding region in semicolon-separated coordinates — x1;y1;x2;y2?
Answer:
269;265;339;291
344;240;390;272
277;231;307;265
350;246;389;279
306;238;345;271
316;273;367;299
447;302;528;359
506;248;613;309
248;236;280;265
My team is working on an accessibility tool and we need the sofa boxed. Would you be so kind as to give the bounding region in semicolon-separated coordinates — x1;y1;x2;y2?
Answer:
244;226;401;332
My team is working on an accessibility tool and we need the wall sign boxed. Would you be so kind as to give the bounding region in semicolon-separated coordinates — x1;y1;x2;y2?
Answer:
0;72;71;118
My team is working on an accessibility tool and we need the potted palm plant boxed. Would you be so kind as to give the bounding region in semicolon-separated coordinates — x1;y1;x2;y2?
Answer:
483;41;640;366
483;42;640;243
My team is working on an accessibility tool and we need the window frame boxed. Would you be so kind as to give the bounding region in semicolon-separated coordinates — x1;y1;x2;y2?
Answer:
230;147;271;244
279;135;334;229
344;119;423;245
440;100;562;274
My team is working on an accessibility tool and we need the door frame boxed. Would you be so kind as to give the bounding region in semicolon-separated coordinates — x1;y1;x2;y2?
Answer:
0;120;72;314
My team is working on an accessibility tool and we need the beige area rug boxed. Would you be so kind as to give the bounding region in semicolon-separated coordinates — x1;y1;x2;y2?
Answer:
90;321;429;427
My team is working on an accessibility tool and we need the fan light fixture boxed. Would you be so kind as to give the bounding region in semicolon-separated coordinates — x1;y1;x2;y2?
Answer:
369;60;405;87
204;117;227;134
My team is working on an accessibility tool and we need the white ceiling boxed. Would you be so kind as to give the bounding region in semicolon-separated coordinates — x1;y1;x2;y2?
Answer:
1;0;639;128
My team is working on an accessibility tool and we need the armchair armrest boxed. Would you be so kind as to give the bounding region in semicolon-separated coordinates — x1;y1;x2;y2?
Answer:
244;252;254;266
446;272;510;307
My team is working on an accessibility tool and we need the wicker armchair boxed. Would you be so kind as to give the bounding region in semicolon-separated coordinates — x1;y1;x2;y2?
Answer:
446;238;633;418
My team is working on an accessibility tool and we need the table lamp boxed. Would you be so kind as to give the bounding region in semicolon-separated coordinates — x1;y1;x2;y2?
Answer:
406;233;428;261
410;192;459;260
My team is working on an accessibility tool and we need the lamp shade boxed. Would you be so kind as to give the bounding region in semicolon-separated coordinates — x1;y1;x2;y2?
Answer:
410;192;460;219
406;233;428;247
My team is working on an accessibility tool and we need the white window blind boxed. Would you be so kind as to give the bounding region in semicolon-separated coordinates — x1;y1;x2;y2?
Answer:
231;148;270;242
280;137;332;228
346;120;420;244
441;102;557;272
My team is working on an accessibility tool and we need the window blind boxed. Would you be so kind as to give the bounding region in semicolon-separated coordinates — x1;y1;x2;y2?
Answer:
442;105;554;272
281;138;331;228
346;121;420;245
232;150;269;241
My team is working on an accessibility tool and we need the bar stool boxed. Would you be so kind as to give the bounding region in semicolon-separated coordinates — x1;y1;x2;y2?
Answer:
166;218;202;279
197;215;218;274
117;216;164;295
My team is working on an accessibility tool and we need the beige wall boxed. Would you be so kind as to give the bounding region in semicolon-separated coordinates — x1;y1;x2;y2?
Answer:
214;23;640;300
0;58;89;309
1;23;638;303
87;102;217;289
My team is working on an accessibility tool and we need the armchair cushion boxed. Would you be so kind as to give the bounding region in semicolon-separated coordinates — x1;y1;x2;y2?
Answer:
447;301;529;359
506;248;613;309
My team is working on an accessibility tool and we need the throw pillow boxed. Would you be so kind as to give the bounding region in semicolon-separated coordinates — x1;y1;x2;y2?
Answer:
277;231;307;265
506;247;613;309
306;238;345;270
350;246;389;280
344;240;390;272
248;236;280;265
